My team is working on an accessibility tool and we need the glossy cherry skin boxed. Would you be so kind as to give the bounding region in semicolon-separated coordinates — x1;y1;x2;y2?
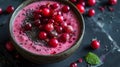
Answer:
91;39;100;49
48;38;59;47
6;5;14;13
39;31;47;40
88;9;95;17
76;4;85;14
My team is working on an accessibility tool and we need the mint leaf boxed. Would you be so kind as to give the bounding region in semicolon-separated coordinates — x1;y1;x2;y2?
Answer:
85;52;101;65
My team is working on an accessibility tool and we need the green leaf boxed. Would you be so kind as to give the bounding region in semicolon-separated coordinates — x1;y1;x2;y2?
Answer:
85;52;101;65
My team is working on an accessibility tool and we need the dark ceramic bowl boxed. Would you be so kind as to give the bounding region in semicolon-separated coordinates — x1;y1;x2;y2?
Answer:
9;0;85;64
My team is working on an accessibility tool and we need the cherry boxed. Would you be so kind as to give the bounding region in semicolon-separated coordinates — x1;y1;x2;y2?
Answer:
87;0;96;6
91;39;100;49
33;12;41;20
48;19;55;23
5;41;14;52
64;25;73;33
45;23;54;32
79;1;86;6
6;5;14;13
88;9;95;17
55;26;63;33
69;0;77;3
34;20;41;26
54;15;64;23
59;33;70;43
70;62;78;67
0;8;2;14
61;22;67;28
39;31;47;40
48;38;59;47
76;4;85;14
51;3;59;9
108;0;117;5
42;8;51;17
62;5;70;13
24;23;32;31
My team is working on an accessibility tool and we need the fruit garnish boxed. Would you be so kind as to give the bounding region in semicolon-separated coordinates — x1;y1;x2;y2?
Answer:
91;39;100;49
48;38;59;47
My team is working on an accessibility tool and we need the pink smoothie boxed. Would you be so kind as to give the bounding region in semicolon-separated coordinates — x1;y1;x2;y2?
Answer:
13;1;80;55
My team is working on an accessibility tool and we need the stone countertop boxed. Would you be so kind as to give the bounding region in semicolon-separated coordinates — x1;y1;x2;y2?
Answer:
0;0;120;67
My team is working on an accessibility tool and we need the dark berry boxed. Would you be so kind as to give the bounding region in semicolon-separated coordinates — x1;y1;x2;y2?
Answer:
62;5;70;13
42;8;51;17
108;0;117;5
61;22;67;28
70;62;78;67
54;15;64;23
6;5;14;13
39;31;47;40
48;19;55;23
45;23;54;32
0;8;2;14
88;9;95;17
24;23;32;31
51;3;59;9
64;25;73;33
55;26;63;33
48;38;59;47
76;4;85;14
34;20;41;26
87;0;96;6
5;41;14;52
59;33;70;43
91;39;100;49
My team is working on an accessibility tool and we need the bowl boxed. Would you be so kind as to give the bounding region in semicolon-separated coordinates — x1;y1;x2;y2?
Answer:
9;0;85;64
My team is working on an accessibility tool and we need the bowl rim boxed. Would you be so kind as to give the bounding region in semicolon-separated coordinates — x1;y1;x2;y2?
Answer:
9;0;85;57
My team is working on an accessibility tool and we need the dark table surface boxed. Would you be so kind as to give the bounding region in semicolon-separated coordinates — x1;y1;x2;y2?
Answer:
0;0;120;67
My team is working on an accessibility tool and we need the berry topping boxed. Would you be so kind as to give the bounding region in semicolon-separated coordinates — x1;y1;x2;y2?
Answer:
6;5;14;13
34;20;41;26
0;8;2;14
87;0;96;6
42;8;51;17
48;38;59;47
39;31;47;40
45;23;54;32
54;15;64;23
51;3;59;9
76;4;85;14
61;22;68;27
91;39;100;49
23;23;32;31
70;62;78;67
64;25;73;33
62;5;70;13
5;41;14;52
88;9;95;17
59;33;70;43
55;26;63;33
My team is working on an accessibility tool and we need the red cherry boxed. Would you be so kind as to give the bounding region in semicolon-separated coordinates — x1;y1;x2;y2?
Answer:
48;38;59;47
54;15;64;23
87;0;96;6
79;1;86;6
69;0;77;3
6;5;14;13
91;39;100;49
108;0;117;5
24;23;32;31
51;3;59;9
55;26;63;33
88;9;95;17
42;8;50;17
64;25;73;33
70;62;78;67
48;19;55;23
5;41;14;52
61;22;68;28
39;31;47;40
62;5;70;13
45;23;54;32
34;20;41;26
59;33;70;43
0;8;2;14
76;4;85;14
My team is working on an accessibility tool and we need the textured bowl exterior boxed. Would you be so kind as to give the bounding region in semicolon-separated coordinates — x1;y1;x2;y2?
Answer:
9;0;85;64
